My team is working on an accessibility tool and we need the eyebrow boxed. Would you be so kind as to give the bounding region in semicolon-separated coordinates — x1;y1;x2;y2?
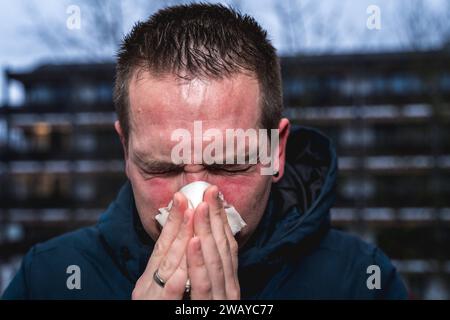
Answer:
132;150;260;171
132;152;184;172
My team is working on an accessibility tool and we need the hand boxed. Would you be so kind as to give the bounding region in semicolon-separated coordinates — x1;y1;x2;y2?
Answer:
132;192;194;300
187;185;240;300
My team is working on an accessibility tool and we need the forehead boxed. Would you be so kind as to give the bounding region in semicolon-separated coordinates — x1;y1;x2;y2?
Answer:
128;70;262;157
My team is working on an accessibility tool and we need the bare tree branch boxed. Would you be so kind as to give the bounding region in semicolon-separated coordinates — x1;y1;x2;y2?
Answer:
394;0;450;51
23;0;182;61
274;0;344;55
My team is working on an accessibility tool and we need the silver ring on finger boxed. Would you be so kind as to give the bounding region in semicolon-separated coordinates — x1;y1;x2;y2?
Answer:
153;269;166;288
185;279;191;294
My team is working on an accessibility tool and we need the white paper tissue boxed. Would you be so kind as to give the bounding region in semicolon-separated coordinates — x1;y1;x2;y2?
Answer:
155;181;246;235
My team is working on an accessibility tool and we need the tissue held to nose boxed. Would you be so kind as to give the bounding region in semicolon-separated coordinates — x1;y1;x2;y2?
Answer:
155;181;247;235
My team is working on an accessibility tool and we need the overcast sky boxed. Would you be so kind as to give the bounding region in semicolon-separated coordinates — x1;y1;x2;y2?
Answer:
0;0;448;103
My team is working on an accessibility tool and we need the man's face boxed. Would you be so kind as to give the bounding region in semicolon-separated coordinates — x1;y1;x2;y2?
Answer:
115;70;288;248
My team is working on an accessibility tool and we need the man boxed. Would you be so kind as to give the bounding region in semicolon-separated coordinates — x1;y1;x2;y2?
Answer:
2;3;407;299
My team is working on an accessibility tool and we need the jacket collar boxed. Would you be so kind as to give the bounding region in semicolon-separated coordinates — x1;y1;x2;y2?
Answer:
238;126;337;267
97;181;154;283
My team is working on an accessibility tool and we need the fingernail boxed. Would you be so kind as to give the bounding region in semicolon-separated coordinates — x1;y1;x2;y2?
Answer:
173;193;179;207
204;205;210;222
217;191;224;203
205;207;211;222
183;211;190;224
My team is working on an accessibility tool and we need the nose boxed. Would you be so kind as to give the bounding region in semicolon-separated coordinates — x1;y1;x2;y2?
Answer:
182;164;209;184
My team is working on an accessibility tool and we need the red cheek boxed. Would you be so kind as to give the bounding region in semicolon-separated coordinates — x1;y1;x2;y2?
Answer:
136;172;258;209
141;178;178;208
209;176;255;206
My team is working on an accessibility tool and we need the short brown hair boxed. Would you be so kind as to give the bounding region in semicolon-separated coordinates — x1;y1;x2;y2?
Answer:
114;3;283;144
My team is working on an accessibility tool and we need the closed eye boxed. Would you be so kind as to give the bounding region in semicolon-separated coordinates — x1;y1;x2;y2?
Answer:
207;164;255;174
140;166;184;177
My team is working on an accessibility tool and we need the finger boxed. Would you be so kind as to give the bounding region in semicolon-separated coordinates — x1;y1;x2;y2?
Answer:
222;212;239;282
145;192;188;274
203;186;238;298
205;187;239;292
179;253;188;273
156;208;194;284
216;195;239;279
162;254;189;300
179;253;192;298
187;236;212;300
133;196;191;300
194;202;226;299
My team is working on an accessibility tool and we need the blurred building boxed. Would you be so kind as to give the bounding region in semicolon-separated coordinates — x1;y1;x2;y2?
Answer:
1;48;450;298
282;48;450;299
0;64;126;293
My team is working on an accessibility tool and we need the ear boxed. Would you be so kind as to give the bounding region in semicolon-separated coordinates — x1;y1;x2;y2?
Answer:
114;120;130;178
272;118;290;183
114;120;128;157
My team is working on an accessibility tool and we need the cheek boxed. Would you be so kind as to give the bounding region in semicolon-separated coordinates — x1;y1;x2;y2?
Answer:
211;175;269;215
127;165;178;209
144;179;179;208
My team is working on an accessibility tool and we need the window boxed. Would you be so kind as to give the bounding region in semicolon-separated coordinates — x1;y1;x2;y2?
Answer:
98;83;112;103
28;85;53;105
440;73;450;91
74;178;96;201
389;74;422;95
74;132;97;153
284;77;305;98
77;85;97;104
340;126;375;147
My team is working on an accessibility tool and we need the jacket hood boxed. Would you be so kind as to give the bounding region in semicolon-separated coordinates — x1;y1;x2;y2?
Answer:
238;125;338;268
97;125;338;282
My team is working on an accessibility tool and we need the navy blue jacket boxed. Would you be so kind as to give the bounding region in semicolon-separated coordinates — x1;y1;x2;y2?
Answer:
2;126;408;299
